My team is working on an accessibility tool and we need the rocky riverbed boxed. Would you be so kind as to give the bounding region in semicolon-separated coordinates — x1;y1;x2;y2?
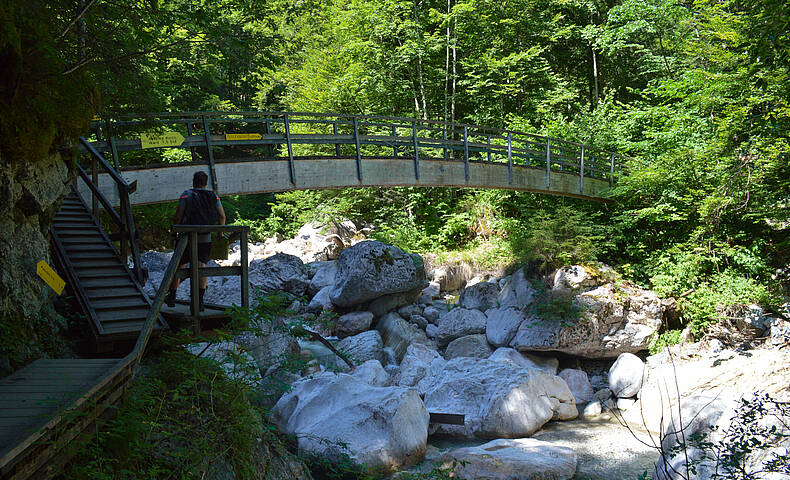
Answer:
140;221;790;479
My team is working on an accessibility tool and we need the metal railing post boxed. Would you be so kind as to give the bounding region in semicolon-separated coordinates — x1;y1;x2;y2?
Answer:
333;121;341;157
284;114;295;185
487;135;492;163
201;115;219;192
507;132;513;184
186;122;199;164
240;229;249;309
412;120;420;180
189;231;200;330
353;116;362;181
107;120;121;170
579;145;585;193
392;125;398;158
90;155;98;217
545;139;551;188
442;126;448;161
463;126;469;181
264;120;275;159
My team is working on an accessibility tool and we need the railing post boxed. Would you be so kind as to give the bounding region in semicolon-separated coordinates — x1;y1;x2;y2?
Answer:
264;120;275;159
284;113;295;185
412;120;420;180
392;125;398;158
507;132;513;184
353;116;362;181
442;125;448;161
201;115;219;192
487;135;491;163
107;120;121;170
463;126;469;182
545;139;551;188
610;153;615;187
189;230;200;330
240;228;249;309
186;122;199;164
333;121;341;157
579;145;585;194
90;155;98;217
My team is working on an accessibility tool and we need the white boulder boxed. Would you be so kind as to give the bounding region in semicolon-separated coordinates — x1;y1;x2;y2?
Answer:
441;438;577;480
436;307;487;346
608;353;646;398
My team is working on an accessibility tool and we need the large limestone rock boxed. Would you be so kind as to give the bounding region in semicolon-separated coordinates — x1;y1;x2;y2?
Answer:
553;265;601;294
510;283;663;358
306;286;333;313
335;330;385;365
272;372;429;470
488;347;559;375
622;348;790;434
376;312;429;363
351;359;390;386
249;253;309;297
458;281;500;311
497;267;536;310
485;307;525;347
653;394;790;480
397;343;445;392
436;307;487;346
308;261;337;296
421;357;577;438
444;334;493;360
558;368;595;404
608;353;646;398
335;311;374;339
329;241;426;308
367;286;424;318
442;438;578;480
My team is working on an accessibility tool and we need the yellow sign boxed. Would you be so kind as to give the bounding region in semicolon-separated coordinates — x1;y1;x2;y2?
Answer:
225;133;262;141
140;132;185;149
36;260;65;295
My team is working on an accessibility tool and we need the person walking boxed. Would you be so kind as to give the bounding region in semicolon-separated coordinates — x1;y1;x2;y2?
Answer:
164;171;226;310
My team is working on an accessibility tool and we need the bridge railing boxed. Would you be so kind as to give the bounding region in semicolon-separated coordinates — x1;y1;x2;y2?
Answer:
85;112;626;192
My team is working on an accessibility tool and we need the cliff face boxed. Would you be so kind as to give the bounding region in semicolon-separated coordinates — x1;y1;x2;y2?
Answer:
0;147;72;375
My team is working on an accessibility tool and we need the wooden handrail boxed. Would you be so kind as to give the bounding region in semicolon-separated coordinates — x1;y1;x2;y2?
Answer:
74;163;123;226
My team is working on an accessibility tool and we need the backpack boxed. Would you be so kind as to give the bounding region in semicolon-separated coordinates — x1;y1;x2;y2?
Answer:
182;189;217;225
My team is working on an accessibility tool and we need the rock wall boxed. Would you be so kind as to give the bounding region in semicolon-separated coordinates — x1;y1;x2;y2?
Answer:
0;148;71;375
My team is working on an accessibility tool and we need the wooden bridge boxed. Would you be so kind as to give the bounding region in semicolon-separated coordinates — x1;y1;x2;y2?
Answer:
80;112;626;205
0;111;630;479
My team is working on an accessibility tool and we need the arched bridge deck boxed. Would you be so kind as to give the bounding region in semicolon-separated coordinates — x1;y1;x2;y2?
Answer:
81;112;626;204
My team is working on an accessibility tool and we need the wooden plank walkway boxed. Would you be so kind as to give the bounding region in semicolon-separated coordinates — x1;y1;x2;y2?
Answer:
51;190;168;351
0;358;131;479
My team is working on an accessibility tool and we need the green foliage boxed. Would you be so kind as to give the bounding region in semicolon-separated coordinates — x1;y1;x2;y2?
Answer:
681;271;777;335
61;349;281;480
648;329;683;355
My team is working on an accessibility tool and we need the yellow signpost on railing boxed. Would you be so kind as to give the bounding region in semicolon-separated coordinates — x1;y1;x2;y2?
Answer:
140;132;185;149
36;260;65;295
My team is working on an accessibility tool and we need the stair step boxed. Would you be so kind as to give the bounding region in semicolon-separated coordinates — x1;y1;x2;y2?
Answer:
91;297;148;310
67;251;119;260
59;236;105;243
59;206;87;212
86;286;140;299
102;321;148;335
73;266;127;276
97;308;150;322
70;259;123;268
57;229;104;238
81;277;135;288
64;244;113;252
76;271;128;281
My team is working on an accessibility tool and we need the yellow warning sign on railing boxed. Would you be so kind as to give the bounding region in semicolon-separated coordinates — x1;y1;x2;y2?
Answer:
140;132;185;149
36;260;65;295
225;133;262;141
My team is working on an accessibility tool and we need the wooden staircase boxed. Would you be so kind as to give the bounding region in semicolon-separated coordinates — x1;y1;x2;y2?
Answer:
51;190;168;351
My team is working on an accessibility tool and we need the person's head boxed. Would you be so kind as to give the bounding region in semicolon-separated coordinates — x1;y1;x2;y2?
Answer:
193;171;209;189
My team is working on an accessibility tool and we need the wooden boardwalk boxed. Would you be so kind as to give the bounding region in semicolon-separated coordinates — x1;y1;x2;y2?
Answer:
0;358;131;479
